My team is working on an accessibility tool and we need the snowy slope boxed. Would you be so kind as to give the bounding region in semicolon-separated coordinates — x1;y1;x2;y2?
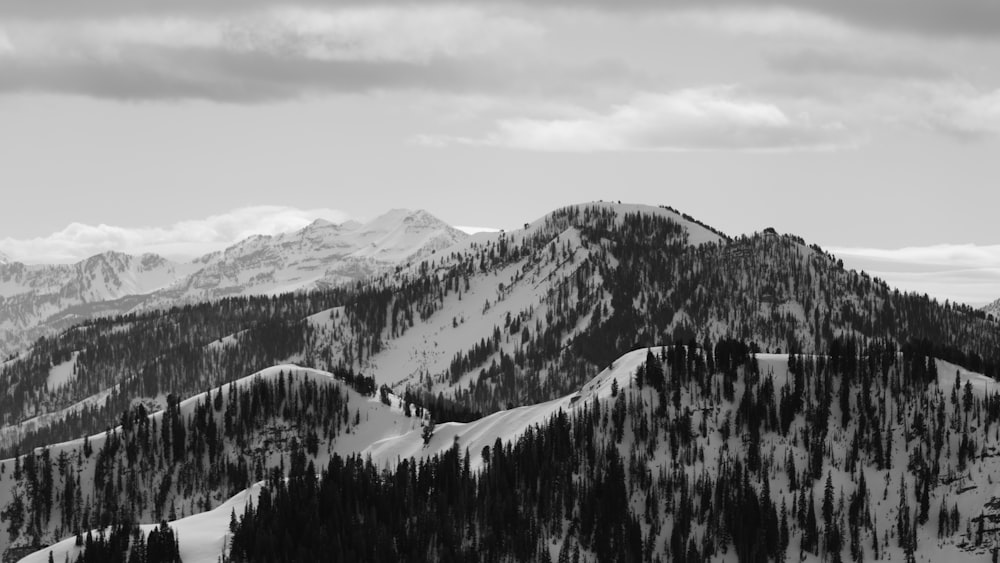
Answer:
366;347;648;471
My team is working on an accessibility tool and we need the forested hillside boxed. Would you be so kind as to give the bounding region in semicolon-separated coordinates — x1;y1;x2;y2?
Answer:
26;344;1000;562
0;365;420;556
222;345;1000;562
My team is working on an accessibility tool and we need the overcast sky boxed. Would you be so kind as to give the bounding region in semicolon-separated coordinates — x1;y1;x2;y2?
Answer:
0;1;998;305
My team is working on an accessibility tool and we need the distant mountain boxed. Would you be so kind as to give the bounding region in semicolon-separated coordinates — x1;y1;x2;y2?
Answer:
0;210;467;357
0;252;194;357
149;208;465;305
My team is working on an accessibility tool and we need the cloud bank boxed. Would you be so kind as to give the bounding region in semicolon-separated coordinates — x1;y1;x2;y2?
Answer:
5;0;1000;38
0;7;542;102
0;206;350;264
0;1;998;152
832;244;1000;306
454;225;502;235
421;88;854;152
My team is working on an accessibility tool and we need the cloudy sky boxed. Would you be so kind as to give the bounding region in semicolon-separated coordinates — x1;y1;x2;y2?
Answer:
0;0;998;305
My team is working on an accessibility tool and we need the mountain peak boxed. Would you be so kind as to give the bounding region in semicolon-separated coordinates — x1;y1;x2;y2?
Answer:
79;250;132;266
362;208;453;234
305;217;337;229
532;201;728;247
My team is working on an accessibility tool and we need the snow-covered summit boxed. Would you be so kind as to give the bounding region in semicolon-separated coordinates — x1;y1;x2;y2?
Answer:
556;201;727;246
0;251;185;301
162;208;466;302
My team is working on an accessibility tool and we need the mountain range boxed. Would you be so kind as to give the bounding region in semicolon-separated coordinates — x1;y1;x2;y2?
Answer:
2;201;1000;562
0;209;466;359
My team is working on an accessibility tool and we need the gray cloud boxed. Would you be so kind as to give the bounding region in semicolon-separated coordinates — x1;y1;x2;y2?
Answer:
874;82;1000;140
4;0;1000;38
0;52;481;102
0;8;657;102
759;0;1000;37
768;49;950;80
0;48;654;102
833;244;1000;305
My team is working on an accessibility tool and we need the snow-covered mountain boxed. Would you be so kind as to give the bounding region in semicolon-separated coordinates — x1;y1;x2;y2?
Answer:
150;208;465;304
0;210;467;357
0;252;193;357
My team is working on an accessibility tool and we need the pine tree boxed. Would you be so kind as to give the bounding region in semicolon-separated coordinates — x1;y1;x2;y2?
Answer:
645;350;664;392
897;475;910;550
823;472;835;547
804;492;818;554
939;498;949;537
918;474;930;525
